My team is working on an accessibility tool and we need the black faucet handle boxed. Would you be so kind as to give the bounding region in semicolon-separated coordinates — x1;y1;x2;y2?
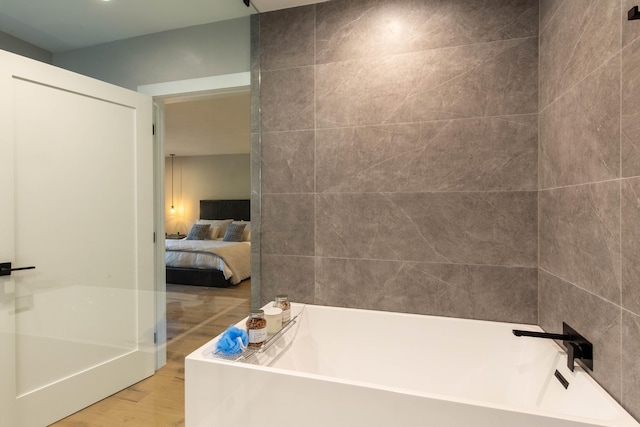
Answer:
563;322;593;372
566;341;578;372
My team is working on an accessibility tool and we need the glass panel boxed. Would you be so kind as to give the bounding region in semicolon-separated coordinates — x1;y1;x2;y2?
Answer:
13;79;138;396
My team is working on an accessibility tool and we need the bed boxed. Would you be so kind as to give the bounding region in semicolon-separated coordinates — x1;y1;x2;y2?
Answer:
165;199;251;287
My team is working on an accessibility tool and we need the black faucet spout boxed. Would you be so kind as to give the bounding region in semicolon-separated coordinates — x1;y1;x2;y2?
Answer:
512;330;572;341
512;322;593;372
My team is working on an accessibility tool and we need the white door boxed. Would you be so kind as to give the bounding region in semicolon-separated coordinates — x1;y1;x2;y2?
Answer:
0;50;156;426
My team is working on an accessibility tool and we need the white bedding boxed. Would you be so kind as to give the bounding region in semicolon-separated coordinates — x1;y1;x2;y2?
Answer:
165;239;251;285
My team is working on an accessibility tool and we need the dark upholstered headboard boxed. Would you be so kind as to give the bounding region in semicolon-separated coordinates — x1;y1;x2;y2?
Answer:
200;200;250;221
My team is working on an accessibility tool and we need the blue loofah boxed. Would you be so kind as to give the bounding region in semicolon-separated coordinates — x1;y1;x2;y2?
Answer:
215;325;248;355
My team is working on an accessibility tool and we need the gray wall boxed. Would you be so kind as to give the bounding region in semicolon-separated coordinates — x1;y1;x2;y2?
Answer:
0;30;52;63
53;17;251;90
258;0;540;324
538;0;640;419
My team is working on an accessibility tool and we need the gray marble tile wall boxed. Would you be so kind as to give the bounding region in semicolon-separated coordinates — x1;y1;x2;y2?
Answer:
250;14;262;310
258;0;539;324
538;0;640;419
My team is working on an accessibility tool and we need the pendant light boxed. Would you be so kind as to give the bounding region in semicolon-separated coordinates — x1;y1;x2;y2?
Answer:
170;154;175;214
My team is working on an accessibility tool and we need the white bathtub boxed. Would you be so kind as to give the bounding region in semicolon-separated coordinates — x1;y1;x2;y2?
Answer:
185;304;639;427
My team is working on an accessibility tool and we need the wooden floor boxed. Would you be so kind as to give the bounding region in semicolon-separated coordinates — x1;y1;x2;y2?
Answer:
50;279;251;427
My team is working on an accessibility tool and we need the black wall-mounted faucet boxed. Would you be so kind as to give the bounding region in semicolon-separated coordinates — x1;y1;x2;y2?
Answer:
513;322;593;372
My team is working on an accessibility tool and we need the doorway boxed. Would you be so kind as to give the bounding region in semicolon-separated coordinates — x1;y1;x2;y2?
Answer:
138;72;251;368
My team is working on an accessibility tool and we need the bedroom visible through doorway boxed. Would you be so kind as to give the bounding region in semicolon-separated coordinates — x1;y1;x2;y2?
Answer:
140;73;252;369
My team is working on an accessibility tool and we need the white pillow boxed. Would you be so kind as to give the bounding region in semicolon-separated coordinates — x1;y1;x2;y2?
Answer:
197;219;233;239
209;226;221;240
232;221;251;241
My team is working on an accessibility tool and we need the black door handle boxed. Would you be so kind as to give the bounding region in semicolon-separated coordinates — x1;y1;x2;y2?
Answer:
0;262;36;276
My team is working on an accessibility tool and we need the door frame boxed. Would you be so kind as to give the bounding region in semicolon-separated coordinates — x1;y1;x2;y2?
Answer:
138;72;251;369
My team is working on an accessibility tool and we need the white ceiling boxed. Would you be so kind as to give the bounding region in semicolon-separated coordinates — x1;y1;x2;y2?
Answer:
0;0;328;53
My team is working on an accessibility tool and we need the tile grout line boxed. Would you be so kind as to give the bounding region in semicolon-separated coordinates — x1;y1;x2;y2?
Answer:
262;111;539;133
539;267;624;311
618;8;624;405
313;3;318;305
262;35;540;73
538;3;542;328
263;189;540;195
540;177;626;192
300;255;537;270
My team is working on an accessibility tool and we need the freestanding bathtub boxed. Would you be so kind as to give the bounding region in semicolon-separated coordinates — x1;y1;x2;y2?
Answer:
185;303;639;427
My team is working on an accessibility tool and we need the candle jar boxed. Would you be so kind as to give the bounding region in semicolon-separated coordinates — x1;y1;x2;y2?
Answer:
264;307;283;335
274;295;291;326
246;310;267;348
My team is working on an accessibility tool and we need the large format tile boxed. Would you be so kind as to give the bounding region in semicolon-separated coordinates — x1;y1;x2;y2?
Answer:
539;0;565;33
261;254;315;305
622;37;640;177
539;55;620;188
539;182;621;304
539;0;620;109
262;193;315;256
622;311;640;420
250;14;260;135
623;0;640;48
260;5;315;71
262;130;315;194
251;135;262;307
261;67;315;132
315;0;538;64
622;178;640;313
315;257;537;323
316;191;537;267
316;115;537;192
316;37;538;128
539;270;622;402
251;133;261;195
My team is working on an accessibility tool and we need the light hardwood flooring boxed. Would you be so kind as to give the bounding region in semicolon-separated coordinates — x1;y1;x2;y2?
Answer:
50;280;251;427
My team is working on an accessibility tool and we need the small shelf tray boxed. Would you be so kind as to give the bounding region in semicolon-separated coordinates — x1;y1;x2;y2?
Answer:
206;310;301;362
